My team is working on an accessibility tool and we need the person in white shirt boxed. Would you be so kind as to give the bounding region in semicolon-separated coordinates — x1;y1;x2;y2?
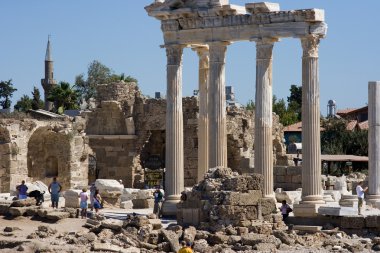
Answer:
356;181;368;215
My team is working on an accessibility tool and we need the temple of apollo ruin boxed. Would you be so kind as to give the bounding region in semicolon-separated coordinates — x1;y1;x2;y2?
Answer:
146;0;327;216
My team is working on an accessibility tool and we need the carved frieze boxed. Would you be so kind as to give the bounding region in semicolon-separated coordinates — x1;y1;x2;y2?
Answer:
256;41;275;60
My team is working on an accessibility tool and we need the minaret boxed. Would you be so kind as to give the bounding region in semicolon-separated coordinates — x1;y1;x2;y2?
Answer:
41;36;57;111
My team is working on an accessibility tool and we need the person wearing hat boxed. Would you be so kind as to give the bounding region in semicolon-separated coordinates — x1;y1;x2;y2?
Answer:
178;241;193;253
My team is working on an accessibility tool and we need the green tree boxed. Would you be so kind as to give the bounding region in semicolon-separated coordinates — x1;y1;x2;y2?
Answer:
0;79;17;109
287;84;302;121
273;95;299;126
31;86;44;110
48;82;79;114
14;95;32;112
246;100;255;111
75;60;138;103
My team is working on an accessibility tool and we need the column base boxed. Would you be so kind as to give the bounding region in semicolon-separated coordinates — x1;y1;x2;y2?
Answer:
162;195;181;216
293;195;325;217
366;195;380;208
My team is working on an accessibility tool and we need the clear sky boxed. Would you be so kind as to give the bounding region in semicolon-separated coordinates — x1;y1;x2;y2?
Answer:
0;0;379;113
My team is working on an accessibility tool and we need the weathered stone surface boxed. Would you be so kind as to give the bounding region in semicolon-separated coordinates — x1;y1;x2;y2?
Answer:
10;198;35;207
259;197;276;216
95;179;123;197
148;219;162;230
341;216;365;229
162;229;180;253
132;199;154;209
193;239;209;253
46;211;70;220
93;242;123;252
223;191;261;205
183;226;197;243
121;188;139;202
0;202;10;215
120;200;133;209
101;218;123;231
9;206;30;216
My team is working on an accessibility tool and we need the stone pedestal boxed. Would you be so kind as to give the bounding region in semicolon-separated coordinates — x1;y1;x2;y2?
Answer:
163;45;185;216
367;81;380;206
294;35;325;217
208;42;229;168
254;40;275;197
194;46;209;182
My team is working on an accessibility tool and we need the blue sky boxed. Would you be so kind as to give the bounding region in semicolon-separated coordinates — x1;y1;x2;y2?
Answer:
0;0;379;113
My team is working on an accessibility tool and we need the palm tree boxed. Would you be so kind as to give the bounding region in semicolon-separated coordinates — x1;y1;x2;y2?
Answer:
48;82;79;114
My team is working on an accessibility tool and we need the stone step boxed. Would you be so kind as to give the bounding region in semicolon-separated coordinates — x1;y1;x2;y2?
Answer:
293;225;322;232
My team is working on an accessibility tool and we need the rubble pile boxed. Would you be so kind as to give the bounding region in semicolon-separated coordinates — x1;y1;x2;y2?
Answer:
177;167;278;229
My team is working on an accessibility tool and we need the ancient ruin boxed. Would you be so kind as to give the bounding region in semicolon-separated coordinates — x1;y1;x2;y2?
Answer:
146;0;327;215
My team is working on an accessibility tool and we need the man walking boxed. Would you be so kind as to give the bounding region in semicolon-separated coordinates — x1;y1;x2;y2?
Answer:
356;181;368;215
48;177;62;208
153;186;163;218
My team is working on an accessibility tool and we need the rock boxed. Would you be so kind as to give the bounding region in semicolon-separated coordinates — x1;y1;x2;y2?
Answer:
121;188;139;202
97;228;114;240
0;202;11;215
241;233;280;246
208;233;229;245
273;230;295;245
122;246;141;253
162;229;180;252
148;219;162;230
373;244;380;251
132;199;154;209
101;218;123;231
195;230;210;240
127;215;150;228
193;239;209;253
95;179;123;198
254;242;277;251
9;207;29;216
10;198;35;207
139;241;157;250
275;189;301;204
120;200;133;209
93;242;123;252
136;189;155;199
341;216;365;229
228;235;241;245
4;226;20;232
183;226;197;243
46;211;70;220
63;189;82;208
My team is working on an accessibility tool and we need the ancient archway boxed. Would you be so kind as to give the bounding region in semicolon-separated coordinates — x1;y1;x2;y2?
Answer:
0;126;11;192
27;127;71;189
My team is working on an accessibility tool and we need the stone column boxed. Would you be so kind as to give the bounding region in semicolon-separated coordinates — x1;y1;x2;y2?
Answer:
254;40;275;197
367;81;380;206
162;44;185;216
208;42;229;168
193;46;209;182
293;35;325;217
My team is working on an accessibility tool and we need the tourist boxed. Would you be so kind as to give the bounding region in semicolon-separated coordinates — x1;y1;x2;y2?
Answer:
16;180;28;200
279;200;292;221
356;181;368;215
93;189;102;213
153;186;164;218
48;177;62;208
178;241;193;253
90;183;96;211
79;188;88;219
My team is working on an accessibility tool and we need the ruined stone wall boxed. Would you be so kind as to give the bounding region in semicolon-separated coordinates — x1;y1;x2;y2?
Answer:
0;118;89;193
274;166;302;190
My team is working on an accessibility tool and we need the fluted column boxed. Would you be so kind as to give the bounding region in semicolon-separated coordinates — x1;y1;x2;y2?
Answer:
254;40;275;197
194;46;210;182
300;35;324;204
162;44;185;216
208;42;229;168
367;81;380;205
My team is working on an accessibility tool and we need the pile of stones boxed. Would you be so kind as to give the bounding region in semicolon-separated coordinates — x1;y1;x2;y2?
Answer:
177;167;278;229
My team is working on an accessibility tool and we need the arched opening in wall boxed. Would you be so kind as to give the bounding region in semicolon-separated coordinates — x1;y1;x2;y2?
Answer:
140;130;165;188
45;156;58;177
88;155;97;184
27;127;71;189
0;126;11;192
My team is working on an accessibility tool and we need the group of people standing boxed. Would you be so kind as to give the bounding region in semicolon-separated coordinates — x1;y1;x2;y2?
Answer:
16;178;103;219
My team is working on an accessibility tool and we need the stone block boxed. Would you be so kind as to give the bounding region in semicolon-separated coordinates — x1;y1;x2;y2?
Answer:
223;191;261;206
291;174;302;183
216;205;258;221
9;207;29;216
46;212;70;221
148;219;162;230
93;243;123;252
120;200;133;209
293;225;322;232
101;218;123;231
136;189;155;199
121;188;139;201
287;167;301;176
293;203;321;217
274;167;286;176
245;2;280;14
365;215;378;228
0;202;10;215
95;179;123;197
132;199;154;209
276;175;285;183
259;198;276;216
341;216;365;229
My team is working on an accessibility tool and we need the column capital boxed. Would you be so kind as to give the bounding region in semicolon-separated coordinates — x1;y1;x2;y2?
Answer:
301;35;321;58
208;41;230;63
192;46;209;69
164;44;186;65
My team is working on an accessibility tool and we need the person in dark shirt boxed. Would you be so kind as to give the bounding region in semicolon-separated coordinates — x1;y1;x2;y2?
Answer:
16;180;28;200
